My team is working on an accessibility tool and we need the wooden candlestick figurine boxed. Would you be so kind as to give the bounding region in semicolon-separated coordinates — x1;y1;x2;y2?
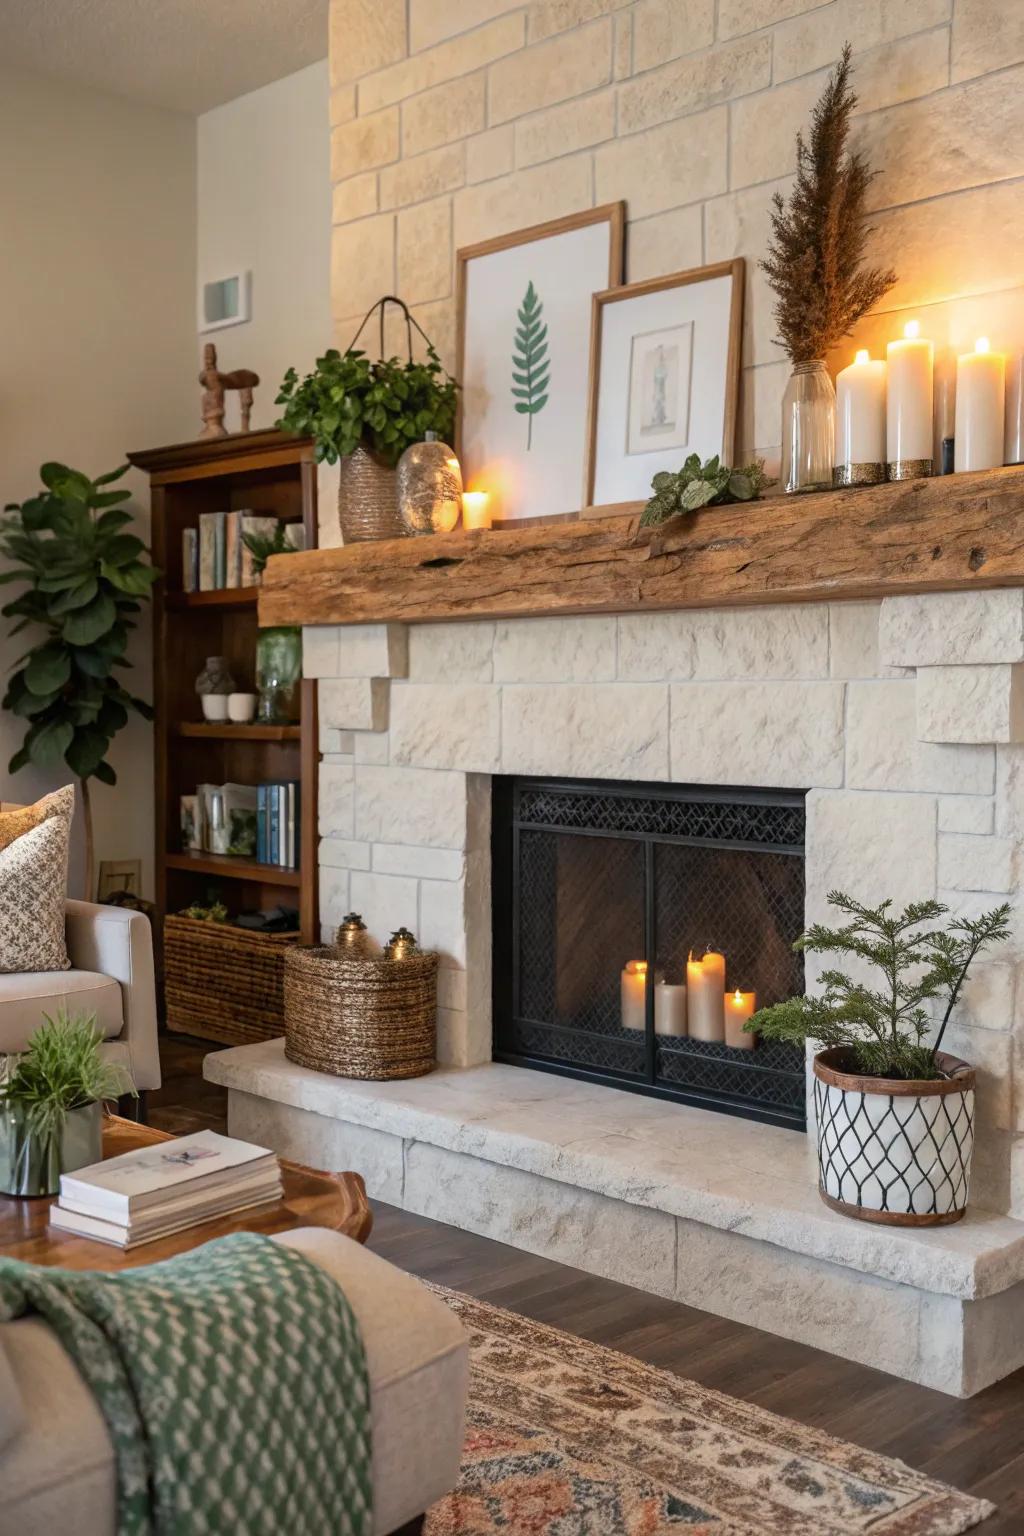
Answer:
198;343;260;438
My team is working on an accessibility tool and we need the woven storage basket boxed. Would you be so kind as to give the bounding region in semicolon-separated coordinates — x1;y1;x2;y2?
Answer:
284;946;437;1080
164;915;298;1046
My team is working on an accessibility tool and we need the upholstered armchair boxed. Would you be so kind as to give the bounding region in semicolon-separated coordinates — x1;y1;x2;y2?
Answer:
0;901;161;1094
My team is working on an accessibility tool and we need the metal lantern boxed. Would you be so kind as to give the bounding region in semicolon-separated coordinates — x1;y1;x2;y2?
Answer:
396;432;463;535
384;926;420;961
335;912;374;958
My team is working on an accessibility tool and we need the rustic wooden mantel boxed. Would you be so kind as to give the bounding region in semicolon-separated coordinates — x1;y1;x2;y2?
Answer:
258;464;1024;628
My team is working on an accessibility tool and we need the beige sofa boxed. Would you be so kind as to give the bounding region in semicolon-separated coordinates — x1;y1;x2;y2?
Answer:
0;900;161;1093
0;1227;469;1535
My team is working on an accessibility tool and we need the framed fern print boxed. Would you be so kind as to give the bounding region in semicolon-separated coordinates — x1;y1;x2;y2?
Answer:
456;204;624;525
583;261;744;517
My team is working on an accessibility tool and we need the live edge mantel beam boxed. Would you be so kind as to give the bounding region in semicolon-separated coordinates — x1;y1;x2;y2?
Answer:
258;464;1024;629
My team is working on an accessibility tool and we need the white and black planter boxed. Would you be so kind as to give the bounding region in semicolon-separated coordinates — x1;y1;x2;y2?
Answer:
812;1048;975;1227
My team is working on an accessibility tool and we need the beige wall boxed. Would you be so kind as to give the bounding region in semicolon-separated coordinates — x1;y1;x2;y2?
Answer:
0;65;195;897
328;0;1024;477
197;61;332;425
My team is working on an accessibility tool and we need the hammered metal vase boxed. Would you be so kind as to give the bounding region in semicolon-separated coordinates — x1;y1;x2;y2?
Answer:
337;445;404;543
396;432;463;535
0;1099;103;1197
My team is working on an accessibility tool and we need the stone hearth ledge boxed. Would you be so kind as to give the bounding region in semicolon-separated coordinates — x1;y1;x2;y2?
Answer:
206;1043;1024;1303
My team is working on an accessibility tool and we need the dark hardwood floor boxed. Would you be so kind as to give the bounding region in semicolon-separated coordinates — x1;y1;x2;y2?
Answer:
154;1034;1024;1531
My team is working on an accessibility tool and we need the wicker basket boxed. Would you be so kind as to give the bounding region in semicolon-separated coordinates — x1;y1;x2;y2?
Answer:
337;446;404;543
164;915;299;1046
284;946;437;1080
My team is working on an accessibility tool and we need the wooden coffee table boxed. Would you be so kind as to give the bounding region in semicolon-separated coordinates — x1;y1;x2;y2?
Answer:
0;1116;372;1270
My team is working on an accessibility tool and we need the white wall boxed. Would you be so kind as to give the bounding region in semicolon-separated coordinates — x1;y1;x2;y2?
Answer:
0;64;196;898
197;60;331;427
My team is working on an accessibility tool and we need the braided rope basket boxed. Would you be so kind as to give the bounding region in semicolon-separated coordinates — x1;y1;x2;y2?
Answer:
283;945;438;1080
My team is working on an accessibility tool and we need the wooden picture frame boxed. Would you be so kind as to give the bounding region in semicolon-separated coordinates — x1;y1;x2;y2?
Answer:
455;203;625;528
583;259;745;519
96;858;143;902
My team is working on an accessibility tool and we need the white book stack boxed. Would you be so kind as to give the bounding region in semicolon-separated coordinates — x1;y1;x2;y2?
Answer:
50;1130;282;1249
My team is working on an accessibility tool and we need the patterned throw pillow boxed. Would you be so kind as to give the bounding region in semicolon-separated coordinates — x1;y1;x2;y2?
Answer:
0;817;71;973
0;784;76;852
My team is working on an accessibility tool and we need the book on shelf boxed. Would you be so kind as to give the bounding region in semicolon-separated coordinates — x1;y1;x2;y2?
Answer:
182;528;199;593
224;510;243;589
240;513;279;586
198;510;225;591
256;780;300;869
52;1130;282;1248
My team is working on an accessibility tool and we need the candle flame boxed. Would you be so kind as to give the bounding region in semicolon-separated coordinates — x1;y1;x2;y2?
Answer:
854;348;870;365
976;336;991;354
734;989;742;1002
904;320;920;339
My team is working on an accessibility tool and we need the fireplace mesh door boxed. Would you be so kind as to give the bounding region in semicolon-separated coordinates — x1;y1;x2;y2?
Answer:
492;778;807;1130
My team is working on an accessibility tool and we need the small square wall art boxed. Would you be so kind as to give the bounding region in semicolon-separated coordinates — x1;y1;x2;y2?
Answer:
456;204;624;526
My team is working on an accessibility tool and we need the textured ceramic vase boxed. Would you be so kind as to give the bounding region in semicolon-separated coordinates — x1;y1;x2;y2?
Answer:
781;360;836;494
337;446;404;543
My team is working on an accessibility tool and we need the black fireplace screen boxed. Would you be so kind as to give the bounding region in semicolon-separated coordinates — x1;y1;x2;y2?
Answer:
492;778;807;1130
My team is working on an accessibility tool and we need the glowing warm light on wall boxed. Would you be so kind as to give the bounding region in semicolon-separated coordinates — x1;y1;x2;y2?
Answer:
904;319;920;339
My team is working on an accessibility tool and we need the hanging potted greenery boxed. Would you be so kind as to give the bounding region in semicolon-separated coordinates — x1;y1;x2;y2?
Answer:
275;296;458;543
760;44;895;494
0;1012;133;1196
0;461;158;899
747;892;1010;1226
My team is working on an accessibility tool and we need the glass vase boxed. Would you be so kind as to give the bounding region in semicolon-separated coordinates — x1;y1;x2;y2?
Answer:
396;432;463;535
781;360;836;494
256;626;302;724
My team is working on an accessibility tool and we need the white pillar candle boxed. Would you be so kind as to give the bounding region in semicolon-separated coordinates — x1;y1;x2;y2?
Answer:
886;320;934;479
1006;354;1024;467
724;989;757;1050
620;960;647;1032
686;950;725;1042
461;491;492;530
954;338;1005;473
834;350;886;487
654;981;687;1038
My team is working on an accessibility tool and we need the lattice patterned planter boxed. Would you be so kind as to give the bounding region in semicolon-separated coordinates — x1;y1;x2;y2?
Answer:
813;1048;975;1227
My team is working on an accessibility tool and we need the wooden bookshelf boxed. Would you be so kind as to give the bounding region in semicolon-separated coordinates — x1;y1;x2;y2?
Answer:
128;429;319;957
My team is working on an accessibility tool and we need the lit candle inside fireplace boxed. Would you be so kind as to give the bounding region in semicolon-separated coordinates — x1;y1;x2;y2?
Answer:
724;988;757;1050
461;491;491;530
620;960;647;1031
687;949;725;1042
655;980;687;1037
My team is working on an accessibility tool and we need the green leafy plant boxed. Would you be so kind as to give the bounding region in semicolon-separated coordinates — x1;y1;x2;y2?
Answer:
1;1011;133;1140
180;899;229;923
640;455;773;526
241;521;300;579
0;462;158;894
747;891;1011;1080
760;44;896;364
511;280;549;450
276;347;457;468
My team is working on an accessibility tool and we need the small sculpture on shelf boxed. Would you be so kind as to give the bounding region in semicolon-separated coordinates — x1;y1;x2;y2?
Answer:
198;343;260;439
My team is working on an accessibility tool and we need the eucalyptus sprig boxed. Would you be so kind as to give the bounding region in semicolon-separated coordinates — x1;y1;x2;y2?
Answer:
747;891;1011;1081
276;345;457;468
1;1011;133;1140
640;455;772;526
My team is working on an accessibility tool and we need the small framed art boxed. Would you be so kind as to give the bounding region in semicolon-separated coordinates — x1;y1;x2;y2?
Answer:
583;260;744;516
456;203;625;526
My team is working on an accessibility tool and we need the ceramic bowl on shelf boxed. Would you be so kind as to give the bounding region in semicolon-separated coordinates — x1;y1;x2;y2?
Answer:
201;694;229;722
228;692;257;723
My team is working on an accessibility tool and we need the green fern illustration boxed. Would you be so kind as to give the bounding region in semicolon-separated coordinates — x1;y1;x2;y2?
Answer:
511;280;549;450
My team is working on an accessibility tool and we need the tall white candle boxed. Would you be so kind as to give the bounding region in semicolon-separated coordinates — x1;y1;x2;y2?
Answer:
886;320;933;479
834;349;886;487
724;989;757;1050
687;950;725;1042
620;960;647;1032
955;338;1005;473
654;981;687;1038
1006;354;1024;467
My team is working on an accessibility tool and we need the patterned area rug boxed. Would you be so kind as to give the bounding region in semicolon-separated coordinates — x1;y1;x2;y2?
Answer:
426;1288;994;1535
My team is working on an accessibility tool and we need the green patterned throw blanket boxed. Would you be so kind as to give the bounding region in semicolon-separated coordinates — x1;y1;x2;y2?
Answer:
0;1232;372;1536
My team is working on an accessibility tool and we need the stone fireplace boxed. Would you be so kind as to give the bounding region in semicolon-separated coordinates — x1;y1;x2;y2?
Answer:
207;585;1024;1397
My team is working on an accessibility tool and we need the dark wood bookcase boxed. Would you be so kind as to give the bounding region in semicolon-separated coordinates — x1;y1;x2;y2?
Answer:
129;429;319;950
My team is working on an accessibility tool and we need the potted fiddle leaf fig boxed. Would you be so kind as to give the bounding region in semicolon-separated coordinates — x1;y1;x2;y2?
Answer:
276;295;457;543
747;892;1010;1227
0;1011;133;1196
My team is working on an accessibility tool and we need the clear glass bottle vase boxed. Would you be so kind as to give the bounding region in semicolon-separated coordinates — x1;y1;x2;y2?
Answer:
781;360;836;494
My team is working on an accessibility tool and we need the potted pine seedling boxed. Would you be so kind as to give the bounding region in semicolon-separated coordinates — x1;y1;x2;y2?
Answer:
747;891;1010;1226
0;1011;133;1196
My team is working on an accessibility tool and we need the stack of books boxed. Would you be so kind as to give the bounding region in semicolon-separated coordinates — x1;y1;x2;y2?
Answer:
257;780;300;868
49;1130;282;1249
182;512;305;593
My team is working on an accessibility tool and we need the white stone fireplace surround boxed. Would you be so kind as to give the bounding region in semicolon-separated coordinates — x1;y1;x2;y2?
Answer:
207;587;1024;1396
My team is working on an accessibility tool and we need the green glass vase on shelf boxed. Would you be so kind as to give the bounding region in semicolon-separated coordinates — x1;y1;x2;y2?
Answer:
256;627;302;725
